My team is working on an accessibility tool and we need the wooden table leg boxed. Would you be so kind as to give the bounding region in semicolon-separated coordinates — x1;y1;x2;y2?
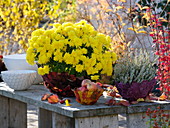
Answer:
75;114;119;128
52;112;75;128
52;112;118;128
39;108;52;128
0;95;9;128
0;95;27;128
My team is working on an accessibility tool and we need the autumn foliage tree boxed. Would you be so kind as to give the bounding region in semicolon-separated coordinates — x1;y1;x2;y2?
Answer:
0;0;77;55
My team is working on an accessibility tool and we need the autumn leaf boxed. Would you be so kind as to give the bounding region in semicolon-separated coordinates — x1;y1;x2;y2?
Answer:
136;3;142;10
116;6;124;10
159;93;167;101
119;100;130;106
141;6;149;10
41;94;51;101
137;98;144;102
48;94;60;104
117;0;126;2
137;30;147;34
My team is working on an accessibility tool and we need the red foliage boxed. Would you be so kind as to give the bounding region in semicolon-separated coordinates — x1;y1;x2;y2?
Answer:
147;7;170;99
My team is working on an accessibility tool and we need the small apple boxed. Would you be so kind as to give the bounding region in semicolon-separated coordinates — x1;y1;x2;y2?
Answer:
87;82;98;91
81;79;92;87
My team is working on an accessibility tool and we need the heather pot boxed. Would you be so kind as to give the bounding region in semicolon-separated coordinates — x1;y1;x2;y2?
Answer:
115;78;156;102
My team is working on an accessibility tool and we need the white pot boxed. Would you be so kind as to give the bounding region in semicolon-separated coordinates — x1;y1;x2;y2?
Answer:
3;54;43;84
1;70;37;90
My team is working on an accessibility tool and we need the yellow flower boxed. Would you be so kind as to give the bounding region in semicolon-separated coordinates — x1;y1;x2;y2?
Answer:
95;62;102;70
91;75;100;80
38;54;49;64
76;65;84;72
44;29;54;38
26;20;118;78
112;52;117;61
62;22;74;28
44;65;50;74
38;67;45;75
53;23;61;28
31;29;44;37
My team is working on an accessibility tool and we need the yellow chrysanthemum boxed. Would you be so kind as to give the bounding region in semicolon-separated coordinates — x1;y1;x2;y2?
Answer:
26;20;118;79
38;67;45;75
91;75;100;80
31;29;44;37
76;64;84;72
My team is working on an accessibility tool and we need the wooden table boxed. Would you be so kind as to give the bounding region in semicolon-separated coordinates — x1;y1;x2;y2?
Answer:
0;82;170;128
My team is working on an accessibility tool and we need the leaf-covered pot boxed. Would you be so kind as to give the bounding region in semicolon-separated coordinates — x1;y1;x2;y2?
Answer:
115;78;156;102
42;72;82;97
74;80;104;105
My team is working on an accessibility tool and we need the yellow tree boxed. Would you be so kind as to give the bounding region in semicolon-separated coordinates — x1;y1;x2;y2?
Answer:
0;0;77;55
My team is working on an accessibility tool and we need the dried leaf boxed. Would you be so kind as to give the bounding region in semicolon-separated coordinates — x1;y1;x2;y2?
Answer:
41;94;50;101
116;6;123;10
117;0;126;2
119;100;130;106
159;93;167;101
105;98;116;105
128;27;135;31
137;98;144;102
136;3;142;10
131;101;139;104
137;31;147;34
141;6;149;10
48;94;59;104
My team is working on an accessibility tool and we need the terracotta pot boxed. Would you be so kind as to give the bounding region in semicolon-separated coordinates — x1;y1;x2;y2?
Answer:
42;72;82;97
115;78;156;102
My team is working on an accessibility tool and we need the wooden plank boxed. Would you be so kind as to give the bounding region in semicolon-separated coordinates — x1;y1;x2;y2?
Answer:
52;112;75;128
9;99;27;128
75;115;119;128
39;108;52;128
127;112;149;128
0;95;9;128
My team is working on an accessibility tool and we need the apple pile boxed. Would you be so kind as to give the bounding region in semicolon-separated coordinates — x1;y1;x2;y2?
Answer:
74;79;104;105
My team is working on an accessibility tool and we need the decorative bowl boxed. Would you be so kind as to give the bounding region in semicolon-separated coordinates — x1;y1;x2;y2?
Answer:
74;87;104;105
3;54;43;84
1;70;37;90
115;78;156;102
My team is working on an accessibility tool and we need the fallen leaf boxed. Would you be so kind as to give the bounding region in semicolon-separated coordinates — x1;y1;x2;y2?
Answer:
48;94;59;104
159;93;167;101
131;101;139;104
137;98;144;102
41;94;50;101
119;100;130;106
105;98;116;105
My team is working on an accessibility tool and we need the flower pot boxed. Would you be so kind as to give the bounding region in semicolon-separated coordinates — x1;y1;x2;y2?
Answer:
42;72;82;97
74;88;103;105
115;78;156;102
